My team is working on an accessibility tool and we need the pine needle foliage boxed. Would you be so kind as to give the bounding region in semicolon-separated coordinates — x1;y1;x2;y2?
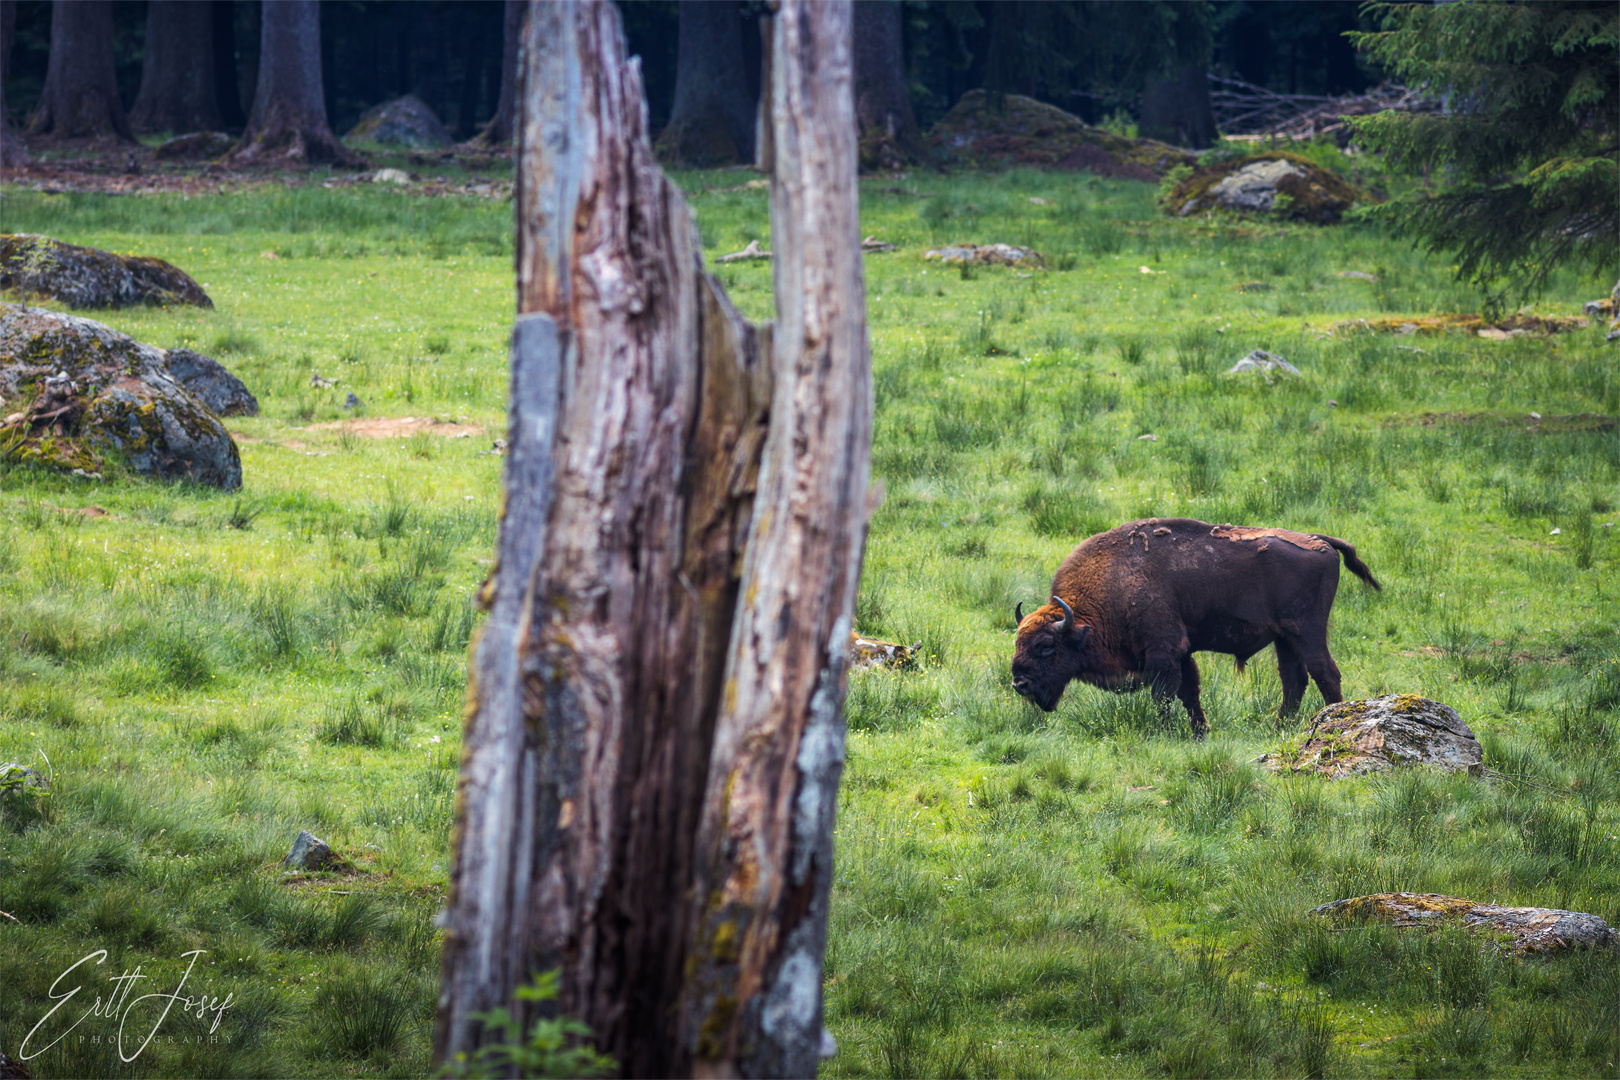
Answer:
1348;1;1619;309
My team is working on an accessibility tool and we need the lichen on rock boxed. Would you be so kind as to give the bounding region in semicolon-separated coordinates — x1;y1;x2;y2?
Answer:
1311;892;1619;955
0;305;241;490
1258;694;1482;778
0;234;213;310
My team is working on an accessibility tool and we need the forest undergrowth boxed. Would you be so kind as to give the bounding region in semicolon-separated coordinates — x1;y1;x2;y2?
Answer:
0;158;1616;1078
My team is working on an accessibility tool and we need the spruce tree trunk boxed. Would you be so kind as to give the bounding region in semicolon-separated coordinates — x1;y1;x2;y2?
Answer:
1;0;27;166
131;0;223;135
853;0;917;169
232;0;362;167
212;0;247;130
434;1;866;1076
468;0;522;146
654;0;755;166
1140;65;1217;149
27;0;132;141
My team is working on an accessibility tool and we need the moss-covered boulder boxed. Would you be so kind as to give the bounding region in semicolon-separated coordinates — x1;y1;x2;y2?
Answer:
0;305;241;489
344;94;452;149
1257;694;1482;778
0;234;213;310
927;90;1196;178
1163;152;1363;223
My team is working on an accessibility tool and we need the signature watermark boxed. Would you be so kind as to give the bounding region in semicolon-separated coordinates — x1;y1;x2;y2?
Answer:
20;948;236;1063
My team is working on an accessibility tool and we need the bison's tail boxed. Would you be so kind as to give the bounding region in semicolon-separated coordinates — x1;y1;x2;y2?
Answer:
1321;535;1382;591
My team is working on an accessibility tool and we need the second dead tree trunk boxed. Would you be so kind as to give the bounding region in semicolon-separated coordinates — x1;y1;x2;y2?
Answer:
232;0;362;167
130;0;224;135
27;0;133;141
434;0;868;1076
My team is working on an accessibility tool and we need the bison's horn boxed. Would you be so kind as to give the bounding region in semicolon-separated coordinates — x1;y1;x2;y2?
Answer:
1052;595;1074;633
1015;602;1024;623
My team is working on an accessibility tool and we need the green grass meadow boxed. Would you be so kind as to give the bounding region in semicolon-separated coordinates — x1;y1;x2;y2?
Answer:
2;162;1617;1078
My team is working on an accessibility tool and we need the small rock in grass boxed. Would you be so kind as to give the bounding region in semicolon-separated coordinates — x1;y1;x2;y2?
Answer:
344;391;364;410
849;631;921;671
1226;350;1301;379
0;762;50;796
283;830;340;871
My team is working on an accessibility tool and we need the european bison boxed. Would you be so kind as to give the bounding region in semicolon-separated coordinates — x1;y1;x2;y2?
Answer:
1011;518;1380;737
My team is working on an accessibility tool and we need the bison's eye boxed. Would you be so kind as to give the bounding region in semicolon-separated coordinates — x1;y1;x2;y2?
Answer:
1036;642;1056;658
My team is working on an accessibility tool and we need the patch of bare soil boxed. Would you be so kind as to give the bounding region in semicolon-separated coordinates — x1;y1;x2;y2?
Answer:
2;136;510;199
306;416;484;439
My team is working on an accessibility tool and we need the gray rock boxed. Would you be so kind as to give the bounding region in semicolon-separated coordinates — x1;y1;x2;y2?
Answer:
283;830;340;871
1209;159;1308;212
1;234;212;310
345;95;452;149
165;348;259;417
1258;694;1482;778
0;306;241;489
344;391;363;410
1310;893;1618;954
0;761;50;796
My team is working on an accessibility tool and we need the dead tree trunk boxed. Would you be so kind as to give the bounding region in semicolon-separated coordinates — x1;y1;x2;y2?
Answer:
434;1;866;1077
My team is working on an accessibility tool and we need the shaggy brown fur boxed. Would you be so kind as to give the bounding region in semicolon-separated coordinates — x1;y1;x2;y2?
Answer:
1011;517;1380;737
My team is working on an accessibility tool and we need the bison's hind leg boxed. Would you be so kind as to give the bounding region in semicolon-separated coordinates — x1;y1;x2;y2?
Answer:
1276;637;1345;718
1274;639;1310;718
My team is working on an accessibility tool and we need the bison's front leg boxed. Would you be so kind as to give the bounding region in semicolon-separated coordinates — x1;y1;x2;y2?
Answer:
1176;654;1209;739
1146;650;1208;739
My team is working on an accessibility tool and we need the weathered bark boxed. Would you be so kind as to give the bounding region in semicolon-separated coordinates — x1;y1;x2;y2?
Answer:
232;0;362;167
130;1;223;134
655;0;756;166
680;3;868;1072
1141;64;1218;149
0;0;27;167
466;0;522;146
853;0;918;169
436;1;866;1077
436;1;767;1074
27;0;133;141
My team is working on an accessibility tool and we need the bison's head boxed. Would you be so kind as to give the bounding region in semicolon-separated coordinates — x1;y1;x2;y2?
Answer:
1010;596;1092;712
